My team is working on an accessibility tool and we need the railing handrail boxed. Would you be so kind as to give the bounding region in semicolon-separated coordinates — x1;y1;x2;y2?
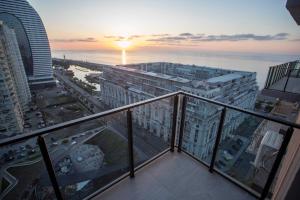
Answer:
182;92;300;129
0;91;179;147
1;90;300;147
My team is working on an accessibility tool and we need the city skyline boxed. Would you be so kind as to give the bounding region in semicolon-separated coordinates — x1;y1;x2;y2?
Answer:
28;0;300;55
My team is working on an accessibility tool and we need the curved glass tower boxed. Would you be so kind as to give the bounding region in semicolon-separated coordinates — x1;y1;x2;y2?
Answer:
0;0;54;86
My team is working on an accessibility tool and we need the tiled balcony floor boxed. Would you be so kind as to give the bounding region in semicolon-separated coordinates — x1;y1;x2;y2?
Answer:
93;152;256;200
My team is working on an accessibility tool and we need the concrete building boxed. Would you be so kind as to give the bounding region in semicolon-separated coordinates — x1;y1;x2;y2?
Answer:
100;62;258;159
0;21;31;137
0;0;54;87
249;59;300;198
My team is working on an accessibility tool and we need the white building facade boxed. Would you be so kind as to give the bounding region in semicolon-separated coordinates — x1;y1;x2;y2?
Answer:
0;21;31;137
100;62;258;159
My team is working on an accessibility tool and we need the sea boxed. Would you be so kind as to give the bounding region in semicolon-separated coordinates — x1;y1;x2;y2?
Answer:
52;50;299;89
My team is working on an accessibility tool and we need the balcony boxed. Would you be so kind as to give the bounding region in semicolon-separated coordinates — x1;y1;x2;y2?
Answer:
262;60;300;102
0;91;299;200
94;151;254;200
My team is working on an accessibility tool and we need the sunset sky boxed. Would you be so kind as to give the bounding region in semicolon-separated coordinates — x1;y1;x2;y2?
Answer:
28;0;300;55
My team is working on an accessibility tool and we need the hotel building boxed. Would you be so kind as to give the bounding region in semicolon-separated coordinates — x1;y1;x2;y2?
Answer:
100;62;258;159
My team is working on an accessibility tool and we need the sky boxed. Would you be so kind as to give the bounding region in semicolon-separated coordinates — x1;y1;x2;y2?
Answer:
28;0;300;55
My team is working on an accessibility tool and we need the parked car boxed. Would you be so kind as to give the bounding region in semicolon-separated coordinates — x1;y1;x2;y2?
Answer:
236;139;243;146
223;150;234;161
5;155;15;161
217;160;226;168
24;123;32;128
232;144;240;151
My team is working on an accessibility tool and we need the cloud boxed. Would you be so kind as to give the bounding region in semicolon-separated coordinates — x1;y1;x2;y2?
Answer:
145;33;290;44
147;36;187;43
189;33;289;42
179;33;194;37
104;35;144;41
128;35;144;40
102;32;290;46
51;37;97;43
151;34;170;37
104;35;125;40
105;34;171;40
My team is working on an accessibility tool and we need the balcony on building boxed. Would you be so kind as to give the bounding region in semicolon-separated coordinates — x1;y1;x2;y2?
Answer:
1;91;299;200
262;60;300;102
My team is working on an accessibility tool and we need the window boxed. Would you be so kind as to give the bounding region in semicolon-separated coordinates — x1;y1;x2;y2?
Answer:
209;123;216;140
194;129;199;143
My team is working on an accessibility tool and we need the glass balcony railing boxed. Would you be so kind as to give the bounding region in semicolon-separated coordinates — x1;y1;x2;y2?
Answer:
177;92;300;200
264;60;300;94
180;96;223;165
0;92;178;200
0;91;299;200
131;97;175;168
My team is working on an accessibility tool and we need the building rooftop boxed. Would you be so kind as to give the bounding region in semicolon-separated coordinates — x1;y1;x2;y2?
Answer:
109;63;256;93
207;73;242;83
261;130;283;149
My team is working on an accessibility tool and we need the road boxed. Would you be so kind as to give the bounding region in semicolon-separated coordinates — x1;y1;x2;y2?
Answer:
54;70;104;113
109;119;170;160
0;158;42;199
55;70;169;159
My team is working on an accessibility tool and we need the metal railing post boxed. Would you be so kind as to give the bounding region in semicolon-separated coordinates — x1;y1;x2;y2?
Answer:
283;68;292;92
264;69;271;89
170;95;179;152
37;136;64;200
260;126;294;200
178;95;187;152
209;107;226;173
126;109;135;177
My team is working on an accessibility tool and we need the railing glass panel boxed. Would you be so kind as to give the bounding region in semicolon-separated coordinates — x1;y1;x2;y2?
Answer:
131;97;174;167
0;138;55;200
214;108;288;197
180;96;223;165
44;112;130;200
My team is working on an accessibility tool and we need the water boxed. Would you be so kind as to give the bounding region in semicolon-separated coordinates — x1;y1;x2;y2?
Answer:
53;50;299;89
68;65;101;91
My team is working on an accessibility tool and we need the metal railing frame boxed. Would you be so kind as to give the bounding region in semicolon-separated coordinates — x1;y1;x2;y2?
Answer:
264;60;299;93
1;91;300;200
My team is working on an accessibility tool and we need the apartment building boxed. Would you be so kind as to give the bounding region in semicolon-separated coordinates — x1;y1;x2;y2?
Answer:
0;21;31;137
100;62;258;159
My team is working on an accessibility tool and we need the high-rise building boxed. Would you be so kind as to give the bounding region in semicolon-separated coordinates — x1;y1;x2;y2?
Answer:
0;21;31;137
0;0;54;87
100;62;258;159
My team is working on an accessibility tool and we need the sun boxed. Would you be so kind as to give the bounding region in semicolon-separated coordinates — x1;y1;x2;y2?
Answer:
116;40;132;49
